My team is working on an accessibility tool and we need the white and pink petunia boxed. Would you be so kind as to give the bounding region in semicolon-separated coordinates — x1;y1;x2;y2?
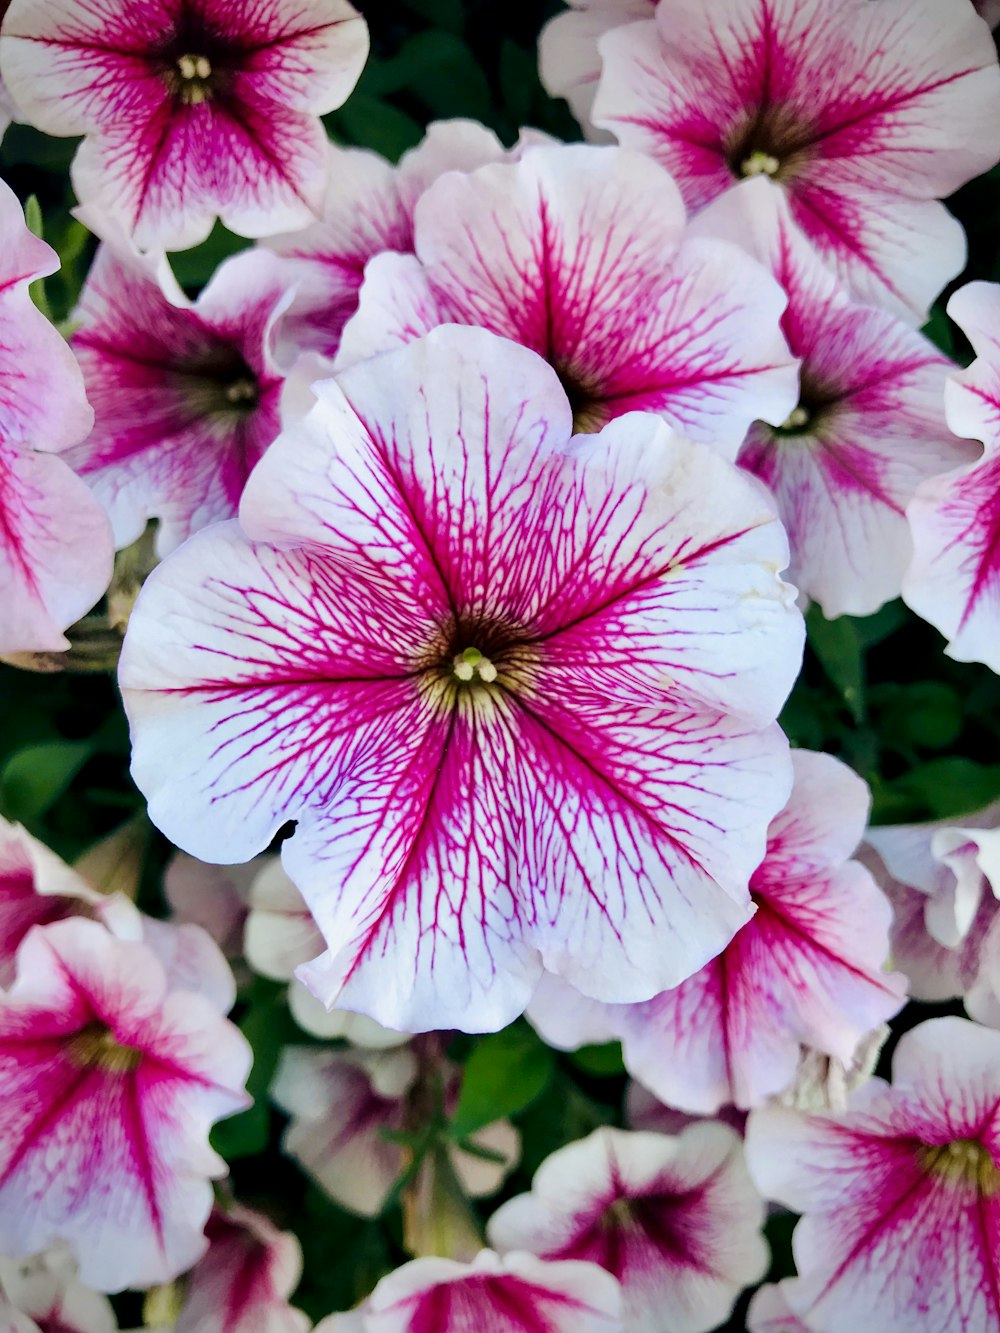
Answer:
488;1123;768;1333
594;0;1000;321
338;143;798;453
313;1250;623;1333
530;751;905;1111
537;0;655;138
242;858;324;984
271;1044;518;1218
120;326;804;1033
0;917;251;1293
65;240;295;556
0;179;112;655
173;1203;309;1333
904;282;1000;672
0;0;369;251
631;752;901;1111
265;118;549;365
0;1245;116;1333
693;177;975;616
746;1016;1000;1333
863;801;1000;1020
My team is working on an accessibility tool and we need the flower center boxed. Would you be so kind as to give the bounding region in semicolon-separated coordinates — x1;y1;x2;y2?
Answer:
919;1138;1000;1196
65;1020;143;1075
741;150;781;178
777;404;812;433
452;646;498;684
174;52;214;105
223;375;259;408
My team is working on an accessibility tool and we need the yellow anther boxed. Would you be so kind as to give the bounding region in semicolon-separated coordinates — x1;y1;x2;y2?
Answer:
780;405;811;431
452;646;498;685
177;53;212;81
741;150;781;178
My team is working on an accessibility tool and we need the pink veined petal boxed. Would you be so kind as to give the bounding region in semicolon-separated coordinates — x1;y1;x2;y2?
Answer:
67;241;292;554
137;915;237;1015
0;918;252;1294
175;1203;309;1333
341;144;797;450
488;1124;767;1333
945;283;1000;456
360;1250;623;1333
0;446;114;654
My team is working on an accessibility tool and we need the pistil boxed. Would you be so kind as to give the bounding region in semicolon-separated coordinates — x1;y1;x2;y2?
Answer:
452;646;498;684
741;150;781;178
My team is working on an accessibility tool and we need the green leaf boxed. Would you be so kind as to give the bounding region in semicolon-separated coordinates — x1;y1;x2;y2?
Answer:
569;1042;626;1077
168;222;249;291
884;758;1000;821
23;195;43;240
450;1023;554;1138
0;740;92;824
807;606;865;722
388;32;494;123
327;95;424;160
398;0;465;33
885;682;963;751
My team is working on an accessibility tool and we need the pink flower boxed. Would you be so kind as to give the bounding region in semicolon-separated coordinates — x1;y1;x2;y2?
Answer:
0;180;112;654
163;852;255;963
694;178;974;616
593;0;1000;321
0;1245;116;1333
904;281;1000;671
120;327;803;1033
337;144;798;453
174;1203;309;1333
537;0;655;138
265;119;549;363
0;0;369;251
314;1250;623;1333
0;917;251;1293
530;751;906;1112
65;240;294;556
271;1045;519;1219
746;1016;1000;1333
488;1123;768;1333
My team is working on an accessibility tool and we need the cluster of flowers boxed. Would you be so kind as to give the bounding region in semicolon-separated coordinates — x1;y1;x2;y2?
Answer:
1;0;1000;1327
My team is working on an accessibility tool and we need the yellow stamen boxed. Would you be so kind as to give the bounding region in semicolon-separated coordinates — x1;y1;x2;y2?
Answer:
780;405;810;431
224;377;257;405
452;646;498;685
177;53;212;81
65;1021;143;1075
919;1138;1000;1196
741;150;781;178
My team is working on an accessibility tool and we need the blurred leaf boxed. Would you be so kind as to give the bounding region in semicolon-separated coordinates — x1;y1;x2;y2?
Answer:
328;94;424;160
451;1022;554;1138
807;606;865;722
0;740;93;824
499;40;537;129
852;600;908;650
570;1042;626;1077
883;758;1000;821
399;0;465;31
168;221;248;291
921;304;956;361
387;32;493;122
23;194;43;239
879;681;964;752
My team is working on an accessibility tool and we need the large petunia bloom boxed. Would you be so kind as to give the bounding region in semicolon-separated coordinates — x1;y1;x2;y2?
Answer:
904;282;1000;672
120;327;803;1033
0;917;251;1293
533;751;906;1112
593;0;1000;321
314;1250;623;1333
265;119;548;365
0;179;112;654
692;178;974;616
173;1203;309;1333
65;240;295;556
337;144;798;454
537;0;655;138
488;1124;768;1333
0;0;369;251
746;1016;1000;1333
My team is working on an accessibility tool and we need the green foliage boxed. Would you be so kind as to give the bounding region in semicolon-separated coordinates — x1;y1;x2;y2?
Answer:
451;1021;555;1137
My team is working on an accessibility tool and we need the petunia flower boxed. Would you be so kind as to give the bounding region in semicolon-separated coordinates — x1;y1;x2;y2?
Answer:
271;1045;519;1220
0;179;112;654
337;144;798;452
0;917;252;1293
537;0;655;138
242;857;324;984
120;326;803;1033
746;1016;1000;1333
529;751;906;1111
593;0;1000;321
0;0;369;252
163;852;255;963
0;1245;116;1333
747;1282;811;1333
863;801;1000;1019
904;281;1000;672
265;118;550;364
65;240;295;557
488;1123;768;1333
313;1250;623;1333
694;177;975;616
173;1203;309;1333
